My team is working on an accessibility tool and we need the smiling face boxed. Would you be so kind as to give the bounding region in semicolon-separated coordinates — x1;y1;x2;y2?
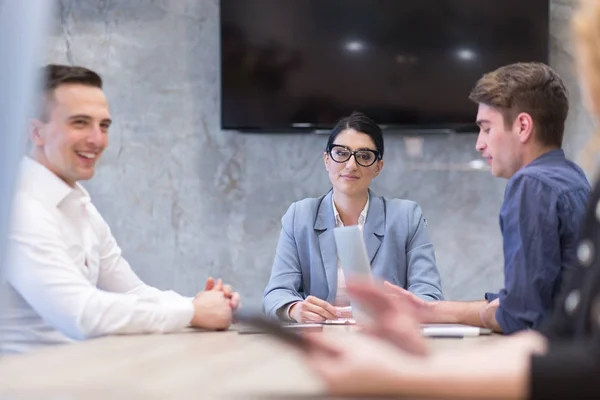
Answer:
323;128;383;197
30;83;111;187
474;104;524;179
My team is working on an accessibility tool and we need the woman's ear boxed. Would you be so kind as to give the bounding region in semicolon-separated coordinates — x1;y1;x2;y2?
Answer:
323;152;329;171
375;160;384;175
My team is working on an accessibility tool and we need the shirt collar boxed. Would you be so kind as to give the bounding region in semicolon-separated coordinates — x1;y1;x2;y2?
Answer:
332;193;369;227
19;157;90;208
527;149;565;167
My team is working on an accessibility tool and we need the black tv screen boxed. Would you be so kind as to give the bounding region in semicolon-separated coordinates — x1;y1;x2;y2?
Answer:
220;0;549;133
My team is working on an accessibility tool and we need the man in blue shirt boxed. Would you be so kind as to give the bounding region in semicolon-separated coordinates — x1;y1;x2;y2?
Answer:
384;62;590;334
483;150;589;333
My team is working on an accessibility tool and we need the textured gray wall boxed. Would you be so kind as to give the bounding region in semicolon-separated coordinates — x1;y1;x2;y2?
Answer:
45;0;594;307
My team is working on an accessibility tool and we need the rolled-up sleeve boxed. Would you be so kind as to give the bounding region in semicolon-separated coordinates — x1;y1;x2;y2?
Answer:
485;292;500;302
496;176;561;334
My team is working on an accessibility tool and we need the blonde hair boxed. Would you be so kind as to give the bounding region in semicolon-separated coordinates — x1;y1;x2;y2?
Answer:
573;0;600;171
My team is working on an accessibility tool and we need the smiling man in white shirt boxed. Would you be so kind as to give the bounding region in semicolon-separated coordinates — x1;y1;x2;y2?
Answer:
0;64;240;354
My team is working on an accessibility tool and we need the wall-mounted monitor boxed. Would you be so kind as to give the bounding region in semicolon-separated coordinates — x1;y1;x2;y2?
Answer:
220;0;549;133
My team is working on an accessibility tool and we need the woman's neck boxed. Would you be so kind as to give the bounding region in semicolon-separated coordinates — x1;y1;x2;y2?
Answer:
333;191;368;226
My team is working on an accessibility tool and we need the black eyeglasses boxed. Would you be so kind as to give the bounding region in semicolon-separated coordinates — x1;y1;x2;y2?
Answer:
327;145;381;167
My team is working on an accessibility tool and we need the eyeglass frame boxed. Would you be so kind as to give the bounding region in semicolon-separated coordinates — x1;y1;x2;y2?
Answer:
326;144;382;167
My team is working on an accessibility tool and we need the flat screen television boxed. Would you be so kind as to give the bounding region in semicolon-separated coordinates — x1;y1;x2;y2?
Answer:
220;0;549;133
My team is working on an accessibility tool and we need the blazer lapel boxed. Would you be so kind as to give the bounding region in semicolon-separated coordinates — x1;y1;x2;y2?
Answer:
314;190;338;302
363;190;385;264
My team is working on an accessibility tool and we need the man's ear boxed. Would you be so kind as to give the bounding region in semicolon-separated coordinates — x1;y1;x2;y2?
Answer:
514;112;534;144
29;119;46;146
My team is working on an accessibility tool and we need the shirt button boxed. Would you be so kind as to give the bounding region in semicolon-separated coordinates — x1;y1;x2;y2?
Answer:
577;240;594;267
564;290;581;314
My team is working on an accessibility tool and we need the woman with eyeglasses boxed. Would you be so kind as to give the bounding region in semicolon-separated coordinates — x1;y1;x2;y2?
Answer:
263;111;444;323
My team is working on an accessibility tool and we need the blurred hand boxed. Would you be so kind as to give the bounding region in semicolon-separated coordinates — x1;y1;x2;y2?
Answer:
382;281;436;320
302;333;423;397
346;279;429;356
301;330;546;398
190;290;233;330
204;277;241;310
289;296;338;323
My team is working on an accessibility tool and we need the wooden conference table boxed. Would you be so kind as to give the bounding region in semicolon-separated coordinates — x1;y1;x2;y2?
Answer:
0;325;502;399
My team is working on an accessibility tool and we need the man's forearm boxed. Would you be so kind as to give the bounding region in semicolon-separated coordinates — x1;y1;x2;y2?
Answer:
427;300;488;327
480;299;503;332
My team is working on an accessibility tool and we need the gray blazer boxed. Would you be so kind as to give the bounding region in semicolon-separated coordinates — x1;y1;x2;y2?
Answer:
263;190;444;319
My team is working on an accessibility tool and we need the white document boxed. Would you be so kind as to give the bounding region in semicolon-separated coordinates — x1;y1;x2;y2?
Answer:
333;226;372;279
333;226;372;325
322;318;356;325
421;324;492;337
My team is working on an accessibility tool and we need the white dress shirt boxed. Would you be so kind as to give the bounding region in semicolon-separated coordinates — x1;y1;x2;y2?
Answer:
283;194;369;319
0;158;194;354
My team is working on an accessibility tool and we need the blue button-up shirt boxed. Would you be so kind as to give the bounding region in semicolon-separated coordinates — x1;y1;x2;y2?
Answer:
485;149;590;334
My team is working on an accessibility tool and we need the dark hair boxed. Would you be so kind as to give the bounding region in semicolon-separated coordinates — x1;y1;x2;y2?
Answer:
325;111;384;158
42;64;103;92
469;62;569;147
38;64;103;120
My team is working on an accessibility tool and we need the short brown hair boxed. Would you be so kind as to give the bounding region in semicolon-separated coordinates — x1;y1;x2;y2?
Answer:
38;64;103;120
469;62;569;147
